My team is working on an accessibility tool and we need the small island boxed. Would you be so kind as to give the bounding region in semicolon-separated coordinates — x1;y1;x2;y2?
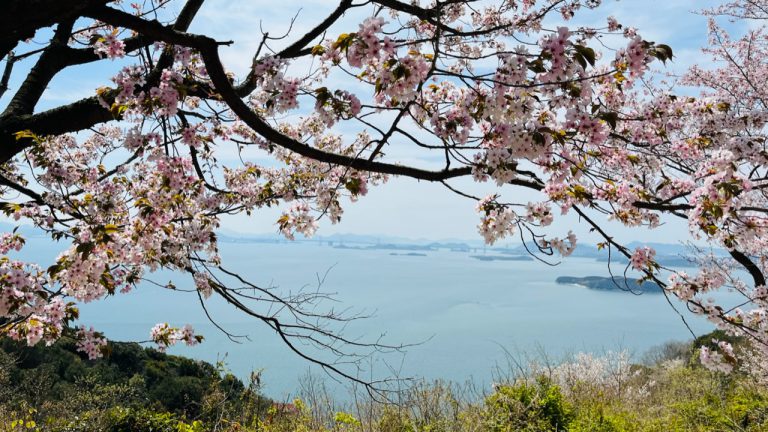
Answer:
555;276;662;294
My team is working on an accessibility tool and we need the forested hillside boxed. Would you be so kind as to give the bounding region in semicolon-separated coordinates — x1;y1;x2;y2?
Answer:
0;337;270;430
3;332;768;431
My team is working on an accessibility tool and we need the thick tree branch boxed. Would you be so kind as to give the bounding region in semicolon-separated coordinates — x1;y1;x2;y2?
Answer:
88;5;475;182
633;201;693;212
0;52;16;100
0;95;116;164
0;0;112;59
2;19;76;116
1;3;478;183
0;0;206;164
369;0;440;20
730;249;767;288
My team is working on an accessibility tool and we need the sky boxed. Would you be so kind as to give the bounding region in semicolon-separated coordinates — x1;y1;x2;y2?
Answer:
0;0;736;243
197;0;718;243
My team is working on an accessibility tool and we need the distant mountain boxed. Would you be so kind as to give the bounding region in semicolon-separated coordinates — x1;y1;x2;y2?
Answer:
427;242;473;251
503;240;719;268
625;241;707;256
216;231;489;248
334;242;433;251
507;242;601;258
470;255;534;262
595;254;698;268
35;221;725;267
556;276;662;294
319;233;492;247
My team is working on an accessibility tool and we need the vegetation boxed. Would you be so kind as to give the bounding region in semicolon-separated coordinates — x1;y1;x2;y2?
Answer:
4;2;768;429
3;333;768;431
0;337;270;431
3;0;768;390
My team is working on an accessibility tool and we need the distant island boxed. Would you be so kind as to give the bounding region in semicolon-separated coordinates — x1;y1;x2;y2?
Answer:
471;255;534;262
213;230;717;270
555;276;662;294
389;252;427;256
336;243;433;251
595;255;697;268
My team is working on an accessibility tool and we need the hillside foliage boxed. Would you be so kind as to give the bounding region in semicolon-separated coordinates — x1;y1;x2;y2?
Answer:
2;333;768;431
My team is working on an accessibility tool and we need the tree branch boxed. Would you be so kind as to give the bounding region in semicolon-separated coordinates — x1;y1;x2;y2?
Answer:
235;0;354;96
88;5;475;182
730;249;767;288
2;18;76;116
0;0;112;59
0;0;206;163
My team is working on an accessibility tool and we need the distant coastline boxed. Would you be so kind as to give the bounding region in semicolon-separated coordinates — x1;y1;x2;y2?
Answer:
470;255;534;262
215;232;707;269
556;276;662;294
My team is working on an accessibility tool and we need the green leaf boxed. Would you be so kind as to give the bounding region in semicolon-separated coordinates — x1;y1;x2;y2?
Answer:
13;130;40;142
345;178;362;195
47;263;62;277
598;111;619;130
310;45;325;56
331;32;356;52
527;59;546;73
76;242;95;259
654;43;674;63
573;52;586;70
574;44;596;67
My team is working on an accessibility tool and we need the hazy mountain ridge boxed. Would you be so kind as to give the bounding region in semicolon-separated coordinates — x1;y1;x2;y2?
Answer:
1;221;723;269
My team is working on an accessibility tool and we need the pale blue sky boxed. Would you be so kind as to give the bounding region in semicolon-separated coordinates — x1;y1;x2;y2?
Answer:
207;0;718;243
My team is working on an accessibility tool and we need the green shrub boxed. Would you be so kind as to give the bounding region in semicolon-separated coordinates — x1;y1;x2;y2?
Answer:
724;389;768;430
376;406;414;432
568;405;635;432
482;377;573;432
104;407;204;432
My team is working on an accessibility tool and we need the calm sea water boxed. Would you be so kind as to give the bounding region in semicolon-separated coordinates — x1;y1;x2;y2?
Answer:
18;239;722;398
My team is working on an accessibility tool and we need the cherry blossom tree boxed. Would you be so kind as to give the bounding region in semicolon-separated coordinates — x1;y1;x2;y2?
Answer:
638;0;768;373
0;0;764;388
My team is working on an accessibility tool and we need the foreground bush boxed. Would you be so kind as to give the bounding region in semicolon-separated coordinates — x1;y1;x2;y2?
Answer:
3;335;768;431
0;338;268;431
482;378;573;432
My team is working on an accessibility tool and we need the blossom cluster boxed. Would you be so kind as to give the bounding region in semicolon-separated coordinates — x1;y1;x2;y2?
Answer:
94;30;126;59
76;326;108;360
476;195;517;245
630;246;655;271
700;340;735;373
150;323;202;352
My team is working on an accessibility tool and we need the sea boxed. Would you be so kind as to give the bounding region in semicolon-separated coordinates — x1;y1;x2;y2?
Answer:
17;237;727;399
